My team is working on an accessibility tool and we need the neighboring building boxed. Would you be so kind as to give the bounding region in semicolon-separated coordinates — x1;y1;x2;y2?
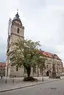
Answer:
6;12;63;77
0;62;6;76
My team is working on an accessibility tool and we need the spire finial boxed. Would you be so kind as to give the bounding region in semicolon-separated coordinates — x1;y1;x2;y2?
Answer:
17;9;19;13
15;9;19;18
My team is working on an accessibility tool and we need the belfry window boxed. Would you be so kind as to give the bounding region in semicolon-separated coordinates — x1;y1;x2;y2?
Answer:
17;28;19;33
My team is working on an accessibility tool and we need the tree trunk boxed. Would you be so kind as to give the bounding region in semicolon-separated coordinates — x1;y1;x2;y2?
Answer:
26;67;31;77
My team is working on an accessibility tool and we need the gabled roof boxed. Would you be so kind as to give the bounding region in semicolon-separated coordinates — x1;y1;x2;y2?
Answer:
41;51;61;60
0;62;6;67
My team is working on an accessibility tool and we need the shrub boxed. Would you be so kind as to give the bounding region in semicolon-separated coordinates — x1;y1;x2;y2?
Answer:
23;77;38;82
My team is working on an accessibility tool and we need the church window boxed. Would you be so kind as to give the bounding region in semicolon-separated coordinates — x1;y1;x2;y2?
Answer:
17;28;19;33
24;68;27;73
47;65;48;68
33;66;36;73
16;65;18;71
40;66;43;73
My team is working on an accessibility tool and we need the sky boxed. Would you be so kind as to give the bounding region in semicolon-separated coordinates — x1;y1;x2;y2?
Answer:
0;0;64;64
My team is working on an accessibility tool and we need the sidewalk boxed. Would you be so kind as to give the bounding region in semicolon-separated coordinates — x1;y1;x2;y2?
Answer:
0;77;61;92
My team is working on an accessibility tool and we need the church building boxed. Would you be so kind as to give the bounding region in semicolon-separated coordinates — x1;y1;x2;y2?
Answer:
5;12;63;77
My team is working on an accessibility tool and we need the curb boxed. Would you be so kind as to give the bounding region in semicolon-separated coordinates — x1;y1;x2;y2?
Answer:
0;79;61;93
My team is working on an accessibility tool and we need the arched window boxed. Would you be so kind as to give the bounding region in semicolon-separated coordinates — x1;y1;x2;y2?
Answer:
17;28;19;33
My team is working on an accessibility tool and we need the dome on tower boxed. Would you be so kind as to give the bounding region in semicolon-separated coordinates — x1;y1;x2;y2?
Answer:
12;12;22;25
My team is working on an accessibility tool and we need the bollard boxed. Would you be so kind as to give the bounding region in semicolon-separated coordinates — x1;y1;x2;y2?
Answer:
42;77;44;82
5;78;7;84
12;78;14;83
1;76;2;79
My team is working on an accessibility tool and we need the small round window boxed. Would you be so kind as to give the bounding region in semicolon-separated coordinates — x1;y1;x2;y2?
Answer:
17;28;19;33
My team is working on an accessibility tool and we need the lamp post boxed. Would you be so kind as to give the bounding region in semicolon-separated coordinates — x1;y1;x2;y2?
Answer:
52;55;56;78
39;56;44;81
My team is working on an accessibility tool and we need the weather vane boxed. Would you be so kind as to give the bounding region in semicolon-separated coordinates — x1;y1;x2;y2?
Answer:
17;9;19;13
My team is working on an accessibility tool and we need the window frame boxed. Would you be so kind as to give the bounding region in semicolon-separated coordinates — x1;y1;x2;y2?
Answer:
17;28;19;33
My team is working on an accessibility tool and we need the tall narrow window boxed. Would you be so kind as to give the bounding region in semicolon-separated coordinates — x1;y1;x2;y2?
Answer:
17;28;19;33
33;66;36;73
24;68;27;73
16;65;18;71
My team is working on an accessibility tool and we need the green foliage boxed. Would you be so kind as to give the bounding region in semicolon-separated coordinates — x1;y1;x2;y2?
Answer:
9;39;46;77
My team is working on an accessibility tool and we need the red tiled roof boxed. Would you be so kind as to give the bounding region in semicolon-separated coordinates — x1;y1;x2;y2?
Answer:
41;51;61;60
0;62;6;67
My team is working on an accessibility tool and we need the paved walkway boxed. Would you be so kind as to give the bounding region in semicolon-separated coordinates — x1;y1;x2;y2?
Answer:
2;79;64;95
0;77;62;92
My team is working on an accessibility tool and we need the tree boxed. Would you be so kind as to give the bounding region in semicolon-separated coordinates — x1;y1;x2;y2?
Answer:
9;39;46;78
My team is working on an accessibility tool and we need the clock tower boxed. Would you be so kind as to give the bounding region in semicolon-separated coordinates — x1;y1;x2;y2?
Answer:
6;12;24;77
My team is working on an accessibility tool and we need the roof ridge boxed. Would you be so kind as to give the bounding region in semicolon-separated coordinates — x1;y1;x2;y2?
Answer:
41;50;60;60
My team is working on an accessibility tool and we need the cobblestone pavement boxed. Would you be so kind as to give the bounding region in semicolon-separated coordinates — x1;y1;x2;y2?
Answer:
0;76;60;92
0;77;49;91
0;78;64;95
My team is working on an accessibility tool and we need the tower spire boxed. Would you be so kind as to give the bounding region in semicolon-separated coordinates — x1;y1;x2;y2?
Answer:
17;9;19;13
15;9;19;19
12;9;22;24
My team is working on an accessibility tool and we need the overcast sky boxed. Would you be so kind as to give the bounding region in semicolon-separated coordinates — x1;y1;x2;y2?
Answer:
0;0;64;64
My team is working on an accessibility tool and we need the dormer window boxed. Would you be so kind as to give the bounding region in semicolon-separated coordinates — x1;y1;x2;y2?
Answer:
17;28;19;33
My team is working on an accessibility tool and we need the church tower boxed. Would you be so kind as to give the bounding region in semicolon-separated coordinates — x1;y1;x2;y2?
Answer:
6;12;24;77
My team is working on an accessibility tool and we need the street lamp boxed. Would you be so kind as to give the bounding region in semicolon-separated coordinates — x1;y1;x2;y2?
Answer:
52;55;56;78
40;56;46;81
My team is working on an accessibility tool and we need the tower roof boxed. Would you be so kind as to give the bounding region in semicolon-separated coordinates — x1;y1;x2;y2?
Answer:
12;12;22;23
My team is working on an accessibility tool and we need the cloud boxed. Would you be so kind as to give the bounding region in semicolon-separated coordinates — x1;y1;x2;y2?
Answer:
0;0;19;62
21;6;64;46
19;1;64;63
1;0;64;64
46;0;64;6
0;37;6;62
